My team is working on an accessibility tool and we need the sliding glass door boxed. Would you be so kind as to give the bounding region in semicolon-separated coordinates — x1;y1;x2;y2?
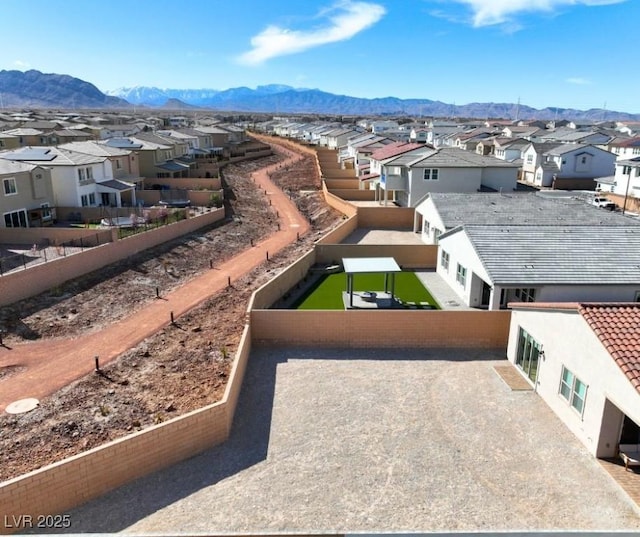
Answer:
516;327;541;383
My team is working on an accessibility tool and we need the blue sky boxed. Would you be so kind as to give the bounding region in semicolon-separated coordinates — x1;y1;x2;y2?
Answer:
1;0;638;113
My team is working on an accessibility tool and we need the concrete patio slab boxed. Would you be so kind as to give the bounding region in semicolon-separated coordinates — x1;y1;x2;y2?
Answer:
342;228;424;245
58;347;640;534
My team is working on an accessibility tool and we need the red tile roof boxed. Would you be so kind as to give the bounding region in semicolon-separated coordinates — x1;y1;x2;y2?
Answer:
359;173;380;181
369;142;423;161
579;304;640;393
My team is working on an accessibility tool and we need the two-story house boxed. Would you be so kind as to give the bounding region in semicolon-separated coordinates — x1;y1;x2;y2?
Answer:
529;144;616;188
379;147;519;207
59;141;141;207
0;158;54;228
0;146;127;209
597;138;640;201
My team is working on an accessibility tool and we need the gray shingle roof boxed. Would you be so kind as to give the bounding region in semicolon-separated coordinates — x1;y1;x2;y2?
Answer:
408;147;519;168
449;224;640;285
427;192;638;228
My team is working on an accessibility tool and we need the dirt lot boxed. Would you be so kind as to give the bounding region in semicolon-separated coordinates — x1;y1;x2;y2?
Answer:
0;142;342;482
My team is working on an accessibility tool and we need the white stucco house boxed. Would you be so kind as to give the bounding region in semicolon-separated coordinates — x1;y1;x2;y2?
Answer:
523;143;616;188
507;302;640;459
414;191;636;244
597;138;640;200
436;224;640;310
379;147;519;207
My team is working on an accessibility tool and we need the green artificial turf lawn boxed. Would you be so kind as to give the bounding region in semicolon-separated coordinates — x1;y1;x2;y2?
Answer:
295;271;440;310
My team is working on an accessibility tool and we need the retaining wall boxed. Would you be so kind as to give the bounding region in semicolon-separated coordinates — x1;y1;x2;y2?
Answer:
315;244;437;268
329;189;376;201
250;310;511;348
316;216;358;245
248;249;317;310
322;184;358;217
0;227;112;246
357;207;414;229
0;208;225;307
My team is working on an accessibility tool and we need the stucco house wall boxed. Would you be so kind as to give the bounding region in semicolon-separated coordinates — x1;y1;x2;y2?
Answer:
507;308;640;457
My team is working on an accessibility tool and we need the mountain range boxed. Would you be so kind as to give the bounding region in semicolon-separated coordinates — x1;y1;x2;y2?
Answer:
1;69;639;121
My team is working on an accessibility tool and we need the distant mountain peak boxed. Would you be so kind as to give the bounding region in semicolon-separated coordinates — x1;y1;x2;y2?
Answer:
2;70;638;121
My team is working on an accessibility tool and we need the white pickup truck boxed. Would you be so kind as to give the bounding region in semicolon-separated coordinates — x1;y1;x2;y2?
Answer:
590;197;617;210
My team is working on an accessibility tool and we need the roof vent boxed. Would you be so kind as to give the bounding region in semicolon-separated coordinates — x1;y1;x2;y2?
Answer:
524;264;534;269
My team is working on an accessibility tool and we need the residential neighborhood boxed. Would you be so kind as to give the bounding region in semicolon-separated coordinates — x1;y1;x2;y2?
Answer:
2;107;640;533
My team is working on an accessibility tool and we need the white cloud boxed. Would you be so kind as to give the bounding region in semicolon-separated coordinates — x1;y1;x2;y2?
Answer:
566;77;592;85
238;1;386;65
444;0;626;27
13;60;31;69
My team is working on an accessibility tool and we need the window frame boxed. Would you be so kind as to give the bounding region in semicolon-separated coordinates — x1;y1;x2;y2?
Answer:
456;263;467;287
441;250;450;271
514;288;536;302
3;208;28;228
559;365;587;417
3;177;17;196
423;168;439;181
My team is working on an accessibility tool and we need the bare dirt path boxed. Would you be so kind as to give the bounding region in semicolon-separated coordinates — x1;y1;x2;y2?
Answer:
0;147;309;413
0;138;340;482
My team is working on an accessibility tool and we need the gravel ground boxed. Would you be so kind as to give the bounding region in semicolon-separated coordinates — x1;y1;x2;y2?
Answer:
56;347;640;534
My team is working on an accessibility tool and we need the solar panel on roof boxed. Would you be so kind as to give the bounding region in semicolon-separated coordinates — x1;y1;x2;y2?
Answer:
4;148;56;161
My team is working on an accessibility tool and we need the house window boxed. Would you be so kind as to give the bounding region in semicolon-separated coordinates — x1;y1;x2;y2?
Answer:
623;166;632;175
514;288;536;302
89;193;96;205
614;147;620;154
515;327;541;383
423;168;439;181
423;220;430;234
3;178;17;196
40;203;51;221
581;156;587;164
433;229;442;244
116;159;122;169
441;250;450;271
633;148;640;155
456;263;467;287
78;168;86;183
526;154;534;164
81;194;89;207
86;167;93;180
3;209;28;228
559;366;587;416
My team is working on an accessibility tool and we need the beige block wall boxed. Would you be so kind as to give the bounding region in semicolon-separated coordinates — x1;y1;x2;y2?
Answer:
607;192;640;213
142;177;222;189
223;324;252;428
322;184;358;217
329;189;376;201
316;216;358;245
135;190;224;207
316;244;437;268
249;250;317;310
250;310;511;348
0;227;112;246
0;208;225;307
0;322;254;533
357;207;415;229
324;179;358;189
0;402;228;533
